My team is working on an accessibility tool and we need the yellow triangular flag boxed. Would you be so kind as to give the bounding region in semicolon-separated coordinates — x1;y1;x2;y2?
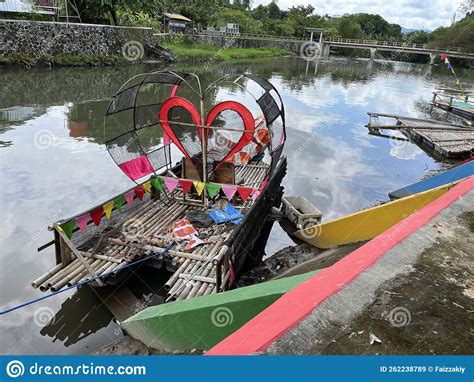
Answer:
103;201;114;220
143;181;152;193
456;79;461;85
193;181;205;196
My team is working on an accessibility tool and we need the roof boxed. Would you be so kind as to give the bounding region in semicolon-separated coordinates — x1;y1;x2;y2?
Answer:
164;12;192;22
0;0;57;15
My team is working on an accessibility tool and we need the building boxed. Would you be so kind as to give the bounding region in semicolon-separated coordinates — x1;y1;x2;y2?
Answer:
163;13;192;34
0;0;59;20
219;23;239;36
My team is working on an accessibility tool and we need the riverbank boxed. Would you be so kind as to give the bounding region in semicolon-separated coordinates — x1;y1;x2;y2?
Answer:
161;41;293;63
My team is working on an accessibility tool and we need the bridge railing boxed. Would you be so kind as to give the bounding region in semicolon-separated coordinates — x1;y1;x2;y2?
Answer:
322;37;463;53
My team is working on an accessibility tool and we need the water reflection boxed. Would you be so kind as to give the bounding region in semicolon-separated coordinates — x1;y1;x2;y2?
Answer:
0;57;473;355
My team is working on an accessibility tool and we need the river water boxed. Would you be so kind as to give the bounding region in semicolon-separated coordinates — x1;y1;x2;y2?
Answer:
0;57;472;355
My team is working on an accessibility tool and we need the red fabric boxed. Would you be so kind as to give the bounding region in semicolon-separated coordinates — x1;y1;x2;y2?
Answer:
179;179;194;194
134;185;145;200
440;53;447;60
118;156;154;181
206;101;255;169
237;187;253;202
90;206;104;226
158;97;202;159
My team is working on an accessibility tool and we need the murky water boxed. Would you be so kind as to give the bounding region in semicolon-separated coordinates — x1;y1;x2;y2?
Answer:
1;57;472;355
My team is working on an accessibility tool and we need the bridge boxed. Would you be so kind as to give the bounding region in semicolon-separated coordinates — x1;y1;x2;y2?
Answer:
189;32;474;62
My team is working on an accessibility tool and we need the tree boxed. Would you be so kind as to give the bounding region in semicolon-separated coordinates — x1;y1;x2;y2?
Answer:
337;17;363;39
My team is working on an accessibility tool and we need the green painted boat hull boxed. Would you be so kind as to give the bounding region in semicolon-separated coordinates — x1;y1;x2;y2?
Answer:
121;271;314;351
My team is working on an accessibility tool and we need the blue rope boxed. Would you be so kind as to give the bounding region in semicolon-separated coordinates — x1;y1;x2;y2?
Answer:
0;242;175;316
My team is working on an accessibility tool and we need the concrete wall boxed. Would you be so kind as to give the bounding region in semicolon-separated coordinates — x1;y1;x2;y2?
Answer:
0;19;154;62
193;34;303;54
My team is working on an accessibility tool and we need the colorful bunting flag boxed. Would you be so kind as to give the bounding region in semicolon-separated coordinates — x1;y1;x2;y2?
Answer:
151;177;164;192
59;219;75;239
90;206;104;226
76;214;89;234
164;177;179;193
237;187;252;202
103;201;114;220
206;183;221;199
260;176;268;192
221;185;237;200
444;57;450;64
124;190;134;205
143;181;152;194
134;185;145;200
114;195;125;212
447;63;452;69
440;53;447;60
178;179;193;194
251;189;260;201
193;181;206;196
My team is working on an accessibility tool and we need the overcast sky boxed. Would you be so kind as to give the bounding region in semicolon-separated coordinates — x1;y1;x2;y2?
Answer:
253;0;466;30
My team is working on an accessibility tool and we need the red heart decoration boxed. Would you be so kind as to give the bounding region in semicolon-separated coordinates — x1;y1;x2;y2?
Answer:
158;97;255;170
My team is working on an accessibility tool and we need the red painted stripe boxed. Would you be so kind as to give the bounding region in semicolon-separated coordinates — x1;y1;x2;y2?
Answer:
206;176;474;355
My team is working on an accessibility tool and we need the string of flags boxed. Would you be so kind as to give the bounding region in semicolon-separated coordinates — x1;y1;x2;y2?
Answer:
440;53;464;97
58;176;266;239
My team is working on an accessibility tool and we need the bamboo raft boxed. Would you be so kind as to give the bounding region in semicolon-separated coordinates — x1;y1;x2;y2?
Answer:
431;92;474;121
32;162;273;302
366;112;474;159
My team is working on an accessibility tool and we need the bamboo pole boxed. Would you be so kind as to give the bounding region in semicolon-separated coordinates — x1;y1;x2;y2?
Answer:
31;264;62;288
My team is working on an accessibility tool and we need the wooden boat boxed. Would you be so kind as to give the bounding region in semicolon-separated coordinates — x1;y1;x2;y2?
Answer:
366;112;474;159
389;158;473;199
431;92;474;121
33;72;288;303
293;181;460;249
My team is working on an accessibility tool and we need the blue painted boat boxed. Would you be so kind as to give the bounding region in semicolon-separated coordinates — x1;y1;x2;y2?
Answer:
389;159;473;199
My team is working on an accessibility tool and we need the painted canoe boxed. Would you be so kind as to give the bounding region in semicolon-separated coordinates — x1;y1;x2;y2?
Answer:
389;159;473;199
121;271;314;351
293;181;461;249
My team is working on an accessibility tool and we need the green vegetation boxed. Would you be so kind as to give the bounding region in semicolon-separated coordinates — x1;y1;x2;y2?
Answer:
162;39;292;62
428;12;474;53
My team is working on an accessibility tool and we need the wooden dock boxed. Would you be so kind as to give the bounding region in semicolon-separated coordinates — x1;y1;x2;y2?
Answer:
431;92;474;121
366;112;474;159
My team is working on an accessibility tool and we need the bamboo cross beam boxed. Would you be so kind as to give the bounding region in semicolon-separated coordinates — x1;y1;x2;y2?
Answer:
54;225;104;286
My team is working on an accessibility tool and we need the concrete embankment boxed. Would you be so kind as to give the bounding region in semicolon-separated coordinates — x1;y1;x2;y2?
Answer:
207;176;474;355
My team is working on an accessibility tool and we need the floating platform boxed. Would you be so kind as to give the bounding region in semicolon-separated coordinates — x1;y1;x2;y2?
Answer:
366;112;474;159
292;181;460;249
122;271;314;351
389;158;473;199
431;92;474;120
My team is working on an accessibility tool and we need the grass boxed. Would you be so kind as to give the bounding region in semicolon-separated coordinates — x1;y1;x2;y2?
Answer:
162;41;293;62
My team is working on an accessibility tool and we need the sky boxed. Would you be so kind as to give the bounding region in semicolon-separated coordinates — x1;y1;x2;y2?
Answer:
253;0;467;31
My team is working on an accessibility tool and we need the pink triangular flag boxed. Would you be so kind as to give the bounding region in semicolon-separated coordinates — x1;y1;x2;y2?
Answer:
163;131;171;145
76;214;89;234
164;177;178;193
222;185;237;200
251;188;260;201
125;190;134;205
260;176;268;192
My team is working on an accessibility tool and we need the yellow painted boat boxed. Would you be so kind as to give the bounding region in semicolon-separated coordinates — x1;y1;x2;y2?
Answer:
293;181;460;249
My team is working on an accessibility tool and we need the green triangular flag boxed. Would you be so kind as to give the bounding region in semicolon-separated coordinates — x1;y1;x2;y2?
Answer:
114;195;125;212
151;177;164;192
206;182;221;199
59;219;75;239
